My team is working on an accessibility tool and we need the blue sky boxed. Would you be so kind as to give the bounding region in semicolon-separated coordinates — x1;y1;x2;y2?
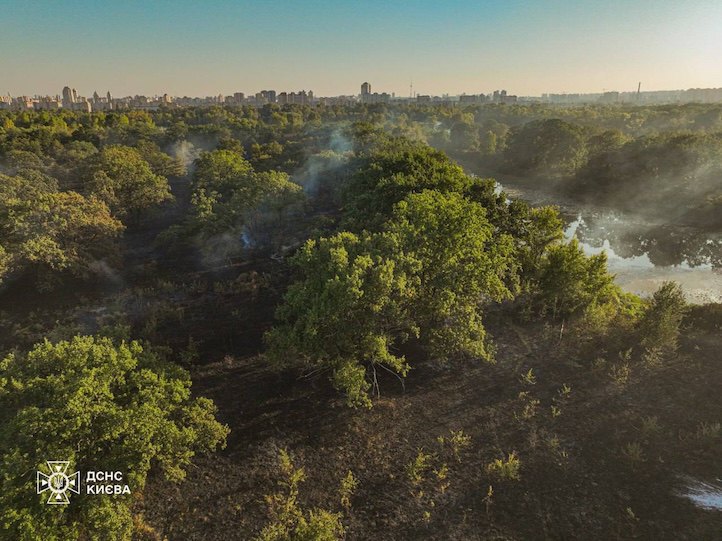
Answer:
1;0;720;97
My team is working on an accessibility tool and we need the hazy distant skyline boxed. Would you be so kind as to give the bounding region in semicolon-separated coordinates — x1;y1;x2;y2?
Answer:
2;0;721;98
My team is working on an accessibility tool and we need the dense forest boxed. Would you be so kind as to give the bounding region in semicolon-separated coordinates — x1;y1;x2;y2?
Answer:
0;102;720;540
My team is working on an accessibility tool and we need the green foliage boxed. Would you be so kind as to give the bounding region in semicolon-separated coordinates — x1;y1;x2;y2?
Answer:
256;450;345;541
570;132;722;228
694;421;721;441
188;149;304;245
532;238;621;319
638;281;687;354
609;359;632;387
0;335;229;541
387;190;514;359
135;140;187;177
1;102;719;539
267;190;517;405
56;140;98;166
0;174;123;285
516;390;541;420
81;145;172;218
464;181;564;287
519;368;536;385
266;231;414;407
342;137;473;229
339;471;358;511
192;149;254;196
450;120;479;151
621;442;645;465
504;118;589;176
576;291;643;337
485;452;521;481
639;416;662;437
407;449;434;486
403;430;473;522
266;131;619;406
436;429;472;462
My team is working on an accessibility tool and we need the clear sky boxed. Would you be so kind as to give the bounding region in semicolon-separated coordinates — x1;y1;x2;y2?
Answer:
1;0;721;98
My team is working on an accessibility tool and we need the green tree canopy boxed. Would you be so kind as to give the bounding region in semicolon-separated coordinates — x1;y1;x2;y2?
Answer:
531;238;621;319
342;138;473;229
266;230;415;407
267;190;516;406
81;145;172;218
639;281;687;353
0;175;123;286
504;118;589;177
0;335;229;541
135;140;187;178
188;150;304;240
192;149;254;197
387;190;515;359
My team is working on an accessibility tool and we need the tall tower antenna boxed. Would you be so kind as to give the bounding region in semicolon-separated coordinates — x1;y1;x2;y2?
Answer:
637;82;641;98
410;80;413;99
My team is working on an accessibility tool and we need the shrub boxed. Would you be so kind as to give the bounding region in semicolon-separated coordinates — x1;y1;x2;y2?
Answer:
407;449;434;486
256;450;345;541
339;471;358;511
639;281;687;353
532;239;621;320
621;442;645;465
486;452;521;481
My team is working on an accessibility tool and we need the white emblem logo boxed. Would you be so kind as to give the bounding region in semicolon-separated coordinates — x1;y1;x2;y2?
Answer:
36;461;80;505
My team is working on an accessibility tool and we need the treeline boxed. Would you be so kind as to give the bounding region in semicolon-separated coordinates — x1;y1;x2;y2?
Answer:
439;113;722;230
3;102;721;242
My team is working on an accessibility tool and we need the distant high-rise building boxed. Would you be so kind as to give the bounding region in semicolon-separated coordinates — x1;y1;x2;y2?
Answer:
258;90;276;104
288;90;309;105
76;98;91;112
361;82;371;96
492;89;517;104
62;86;74;106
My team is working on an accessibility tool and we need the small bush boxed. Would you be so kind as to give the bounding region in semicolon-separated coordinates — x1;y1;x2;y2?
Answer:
516;391;540;420
486;452;521;481
436;429;472;462
339;471;358;511
695;421;721;441
621;442;645;465
609;362;631;387
256;449;345;541
407;449;434;486
639;416;662;437
639;282;687;353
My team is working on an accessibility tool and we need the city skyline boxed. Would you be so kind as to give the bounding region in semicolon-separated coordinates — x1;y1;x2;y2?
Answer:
6;81;722;113
2;0;721;98
6;81;722;102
